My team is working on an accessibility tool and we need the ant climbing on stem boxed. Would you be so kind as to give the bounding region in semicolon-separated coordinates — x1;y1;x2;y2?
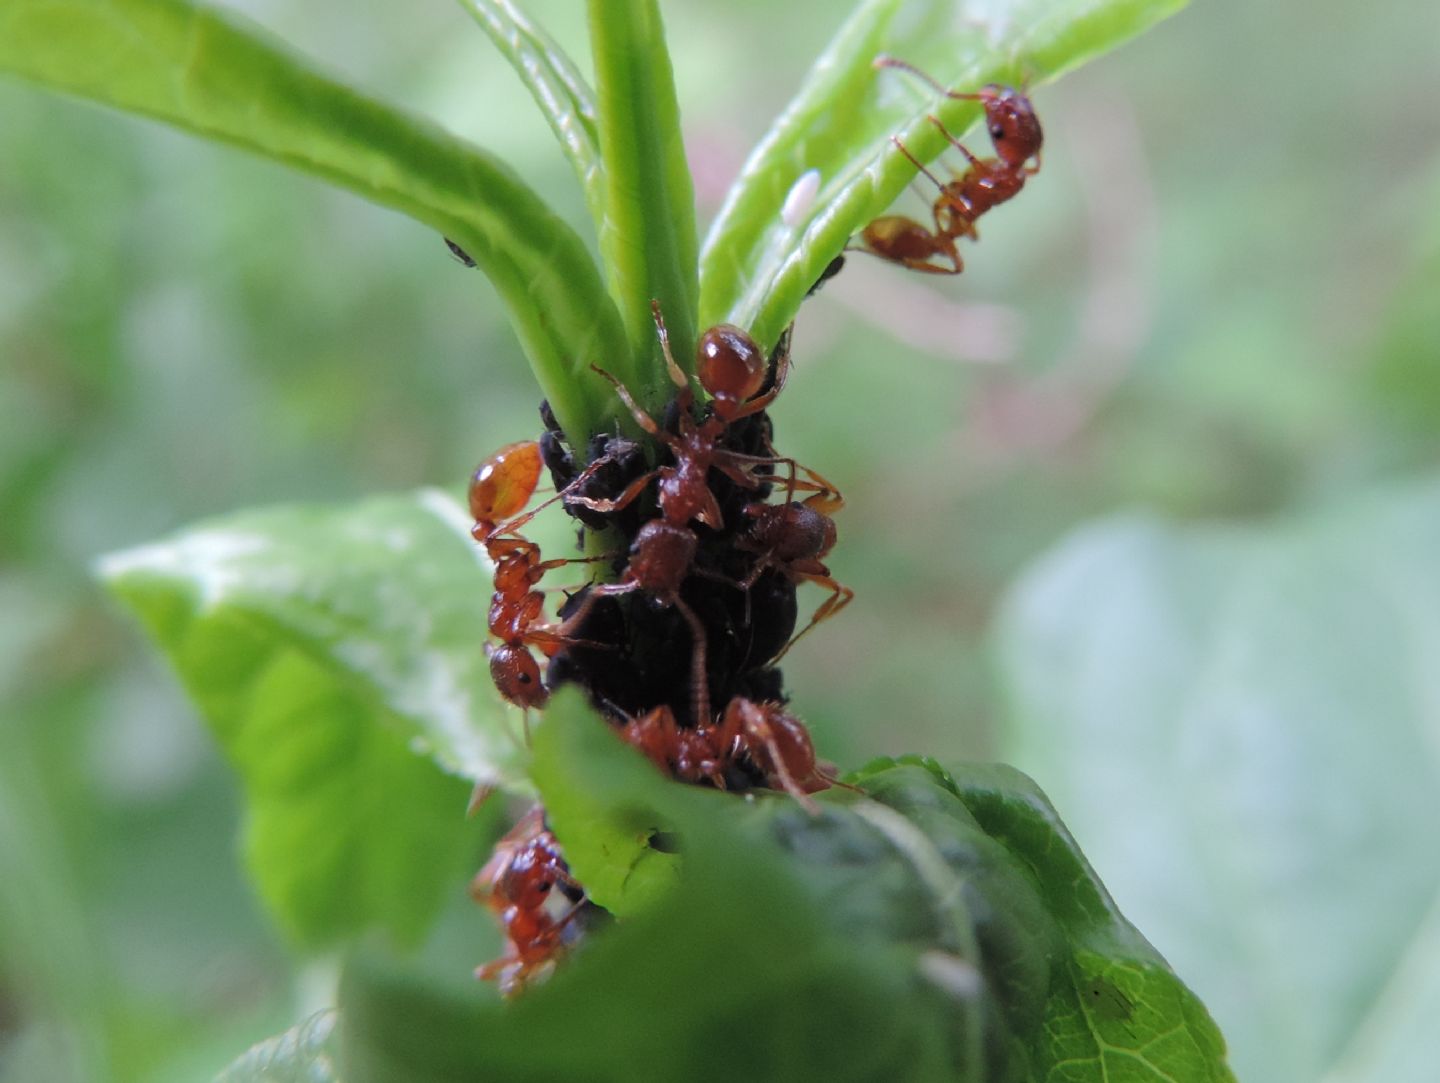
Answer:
857;56;1043;275
468;441;616;716
472;806;587;997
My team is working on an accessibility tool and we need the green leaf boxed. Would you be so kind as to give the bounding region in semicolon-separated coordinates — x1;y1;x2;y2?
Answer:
216;1013;340;1083
996;477;1440;1083
699;0;1188;350
588;0;699;414
457;0;604;226
0;0;627;448
98;490;506;946
857;759;1234;1082
527;688;680;916
336;698;1230;1081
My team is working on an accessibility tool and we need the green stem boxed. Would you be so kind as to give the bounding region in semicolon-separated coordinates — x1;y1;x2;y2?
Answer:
587;0;699;417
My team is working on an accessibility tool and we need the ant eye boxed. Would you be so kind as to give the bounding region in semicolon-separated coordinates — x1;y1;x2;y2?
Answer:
991;124;1005;139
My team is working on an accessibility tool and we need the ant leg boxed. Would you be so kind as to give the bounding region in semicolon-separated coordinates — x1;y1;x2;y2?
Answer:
897;245;964;276
891;135;949;193
733;701;819;814
927;115;983;168
525;553;612;584
708;455;780;501
670;594;711;727
563;467;658;515
782;460;845;515
590;365;671;440
490;448;623;539
773;576;854;661
553;580;638;641
723;450;845;513
487;669;532;754
730;323;796;419
535;552;617;579
527;628;616;657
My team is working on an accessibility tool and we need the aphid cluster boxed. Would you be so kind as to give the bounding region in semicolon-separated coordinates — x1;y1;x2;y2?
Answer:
464;56;1042;998
857;57;1044;276
467;305;850;992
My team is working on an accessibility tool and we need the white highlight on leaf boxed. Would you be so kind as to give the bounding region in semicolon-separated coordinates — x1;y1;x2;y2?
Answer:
917;950;984;1001
97;529;271;609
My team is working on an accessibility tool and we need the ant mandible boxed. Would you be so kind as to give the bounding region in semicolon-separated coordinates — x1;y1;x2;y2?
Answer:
472;805;587;997
566;302;794;727
858;56;1043;275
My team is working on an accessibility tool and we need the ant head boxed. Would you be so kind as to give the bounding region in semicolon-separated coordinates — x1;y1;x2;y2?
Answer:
500;849;556;908
697;324;766;416
978;85;1042;167
488;645;548;709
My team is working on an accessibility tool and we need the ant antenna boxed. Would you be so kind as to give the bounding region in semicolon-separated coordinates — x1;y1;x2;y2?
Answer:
649;300;690;391
873;55;995;103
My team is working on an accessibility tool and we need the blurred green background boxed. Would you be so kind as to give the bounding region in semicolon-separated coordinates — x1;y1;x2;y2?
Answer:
2;0;1438;1079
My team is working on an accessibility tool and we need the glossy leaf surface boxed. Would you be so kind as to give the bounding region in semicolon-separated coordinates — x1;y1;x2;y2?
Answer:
100;490;505;945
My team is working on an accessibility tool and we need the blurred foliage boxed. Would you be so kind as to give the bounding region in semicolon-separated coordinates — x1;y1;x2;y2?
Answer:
332;696;1230;1082
996;478;1440;1082
2;0;1438;1078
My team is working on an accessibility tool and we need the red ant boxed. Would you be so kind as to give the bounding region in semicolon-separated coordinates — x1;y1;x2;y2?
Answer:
858;56;1043;275
472;805;586;997
565;302;797;727
736;475;853;660
468;441;616;714
620;696;836;812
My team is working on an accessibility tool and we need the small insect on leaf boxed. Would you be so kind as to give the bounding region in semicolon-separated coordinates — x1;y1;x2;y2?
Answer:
1082;975;1137;1024
444;236;477;267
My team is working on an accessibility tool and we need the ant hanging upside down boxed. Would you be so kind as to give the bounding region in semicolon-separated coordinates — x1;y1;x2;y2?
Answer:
472;806;591;997
857;56;1043;276
468;440;622;716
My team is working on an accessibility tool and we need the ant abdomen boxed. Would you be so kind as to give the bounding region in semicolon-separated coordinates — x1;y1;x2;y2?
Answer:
469;441;544;532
